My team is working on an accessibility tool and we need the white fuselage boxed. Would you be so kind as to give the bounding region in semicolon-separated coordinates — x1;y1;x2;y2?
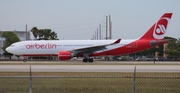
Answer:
6;39;135;56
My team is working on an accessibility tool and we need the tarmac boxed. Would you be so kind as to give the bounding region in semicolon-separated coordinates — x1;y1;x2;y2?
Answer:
0;61;180;72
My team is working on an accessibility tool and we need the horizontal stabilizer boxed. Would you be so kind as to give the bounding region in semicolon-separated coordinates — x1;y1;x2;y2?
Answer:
150;39;171;46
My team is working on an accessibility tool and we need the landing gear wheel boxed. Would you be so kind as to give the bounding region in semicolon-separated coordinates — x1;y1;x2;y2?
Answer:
83;58;88;62
23;59;27;62
89;58;94;62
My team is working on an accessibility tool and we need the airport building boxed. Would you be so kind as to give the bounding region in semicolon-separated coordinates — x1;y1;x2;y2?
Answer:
0;31;31;57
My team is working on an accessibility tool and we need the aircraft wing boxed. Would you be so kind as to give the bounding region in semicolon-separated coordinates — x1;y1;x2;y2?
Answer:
70;39;121;55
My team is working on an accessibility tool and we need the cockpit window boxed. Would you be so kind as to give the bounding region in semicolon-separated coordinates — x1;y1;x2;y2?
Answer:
10;45;15;47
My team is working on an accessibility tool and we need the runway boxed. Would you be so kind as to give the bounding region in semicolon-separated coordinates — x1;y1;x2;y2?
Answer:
0;65;180;72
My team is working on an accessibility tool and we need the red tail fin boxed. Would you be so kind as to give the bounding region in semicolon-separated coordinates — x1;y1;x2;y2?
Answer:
140;13;173;40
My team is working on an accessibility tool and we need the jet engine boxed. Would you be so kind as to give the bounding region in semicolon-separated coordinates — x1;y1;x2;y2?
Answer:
58;51;73;60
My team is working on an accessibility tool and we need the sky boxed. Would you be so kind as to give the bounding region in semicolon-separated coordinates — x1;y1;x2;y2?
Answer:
0;0;180;40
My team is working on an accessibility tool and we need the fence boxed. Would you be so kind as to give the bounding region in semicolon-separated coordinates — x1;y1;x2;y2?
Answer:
0;66;180;93
0;75;180;93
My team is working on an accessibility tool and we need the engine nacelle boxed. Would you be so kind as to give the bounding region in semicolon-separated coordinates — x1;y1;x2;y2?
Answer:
58;51;72;60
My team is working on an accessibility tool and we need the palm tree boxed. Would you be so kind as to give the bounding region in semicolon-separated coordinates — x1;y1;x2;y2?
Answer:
43;29;51;40
31;27;59;40
31;27;38;40
50;31;58;40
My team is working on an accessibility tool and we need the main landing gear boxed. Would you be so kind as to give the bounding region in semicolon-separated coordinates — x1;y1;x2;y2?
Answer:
83;53;94;62
83;58;94;62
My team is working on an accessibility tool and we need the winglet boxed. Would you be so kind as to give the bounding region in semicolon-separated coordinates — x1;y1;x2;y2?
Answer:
113;39;121;44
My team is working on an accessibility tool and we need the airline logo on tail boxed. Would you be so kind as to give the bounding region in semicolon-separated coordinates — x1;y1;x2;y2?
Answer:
140;13;172;40
153;16;170;39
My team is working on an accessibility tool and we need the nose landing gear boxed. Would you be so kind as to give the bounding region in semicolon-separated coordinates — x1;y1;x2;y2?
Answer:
23;58;27;62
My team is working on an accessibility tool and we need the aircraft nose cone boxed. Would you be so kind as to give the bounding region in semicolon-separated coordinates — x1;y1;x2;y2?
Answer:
6;47;14;54
6;47;15;54
6;47;10;52
5;46;18;55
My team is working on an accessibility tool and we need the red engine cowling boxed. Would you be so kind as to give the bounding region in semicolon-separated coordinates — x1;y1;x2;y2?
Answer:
58;51;72;60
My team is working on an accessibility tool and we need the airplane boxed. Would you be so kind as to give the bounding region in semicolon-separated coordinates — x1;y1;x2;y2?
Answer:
6;13;173;62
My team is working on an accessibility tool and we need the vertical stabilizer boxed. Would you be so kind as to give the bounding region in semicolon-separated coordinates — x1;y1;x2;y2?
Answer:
140;13;172;40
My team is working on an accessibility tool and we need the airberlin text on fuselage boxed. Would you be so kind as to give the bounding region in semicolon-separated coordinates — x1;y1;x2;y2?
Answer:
26;43;56;49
